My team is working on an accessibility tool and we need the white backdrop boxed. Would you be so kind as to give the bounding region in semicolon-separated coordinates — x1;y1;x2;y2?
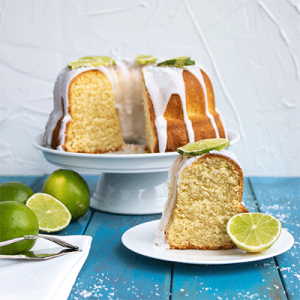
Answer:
0;0;299;176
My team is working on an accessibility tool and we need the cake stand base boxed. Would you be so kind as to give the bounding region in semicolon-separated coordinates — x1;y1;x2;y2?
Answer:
90;172;169;215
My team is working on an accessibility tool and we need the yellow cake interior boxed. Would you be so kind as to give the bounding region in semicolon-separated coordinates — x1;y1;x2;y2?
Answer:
64;70;124;153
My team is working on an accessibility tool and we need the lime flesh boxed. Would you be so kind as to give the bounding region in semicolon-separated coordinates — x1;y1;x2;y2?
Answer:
226;213;282;253
26;193;71;233
177;138;230;156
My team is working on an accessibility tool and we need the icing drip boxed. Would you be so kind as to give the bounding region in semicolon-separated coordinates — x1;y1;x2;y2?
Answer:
143;66;195;153
186;66;220;138
153;154;184;247
44;67;73;149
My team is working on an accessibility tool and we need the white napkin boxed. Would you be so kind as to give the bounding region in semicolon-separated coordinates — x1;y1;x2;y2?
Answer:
0;235;92;300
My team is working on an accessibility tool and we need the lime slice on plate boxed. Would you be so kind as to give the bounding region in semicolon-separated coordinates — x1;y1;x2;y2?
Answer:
136;54;156;65
177;138;230;156
227;213;282;253
68;56;115;69
26;193;71;233
157;56;195;68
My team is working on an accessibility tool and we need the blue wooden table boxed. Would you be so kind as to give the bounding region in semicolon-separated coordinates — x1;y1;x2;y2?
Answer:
0;176;299;300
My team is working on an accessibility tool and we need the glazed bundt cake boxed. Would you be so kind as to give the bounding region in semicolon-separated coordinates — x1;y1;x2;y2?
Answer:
44;56;226;153
154;145;248;250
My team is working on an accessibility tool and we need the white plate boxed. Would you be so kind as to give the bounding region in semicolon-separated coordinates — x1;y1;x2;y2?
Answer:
122;220;294;265
33;129;239;174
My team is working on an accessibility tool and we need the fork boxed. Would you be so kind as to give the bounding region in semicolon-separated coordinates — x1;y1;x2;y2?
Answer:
0;234;81;260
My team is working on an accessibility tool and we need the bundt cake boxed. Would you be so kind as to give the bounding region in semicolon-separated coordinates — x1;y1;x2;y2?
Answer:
44;56;226;153
154;145;248;250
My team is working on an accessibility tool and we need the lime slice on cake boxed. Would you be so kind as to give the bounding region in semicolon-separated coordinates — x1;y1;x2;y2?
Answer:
136;54;156;65
227;213;282;253
177;138;230;156
157;56;195;68
26;193;71;233
68;56;115;69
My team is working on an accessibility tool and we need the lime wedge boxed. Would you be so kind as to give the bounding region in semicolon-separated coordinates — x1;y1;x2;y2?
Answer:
226;213;282;253
26;193;71;233
157;56;195;68
68;56;115;69
136;54;156;65
177;138;230;156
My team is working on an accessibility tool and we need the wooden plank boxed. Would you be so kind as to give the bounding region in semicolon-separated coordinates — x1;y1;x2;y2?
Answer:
170;178;287;299
249;177;300;300
68;212;171;299
172;259;286;299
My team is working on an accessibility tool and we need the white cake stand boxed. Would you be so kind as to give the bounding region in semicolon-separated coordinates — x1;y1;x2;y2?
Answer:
33;129;239;215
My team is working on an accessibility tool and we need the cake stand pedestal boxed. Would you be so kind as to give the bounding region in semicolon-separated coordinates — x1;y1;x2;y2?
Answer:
91;172;169;214
33;129;239;215
33;134;178;214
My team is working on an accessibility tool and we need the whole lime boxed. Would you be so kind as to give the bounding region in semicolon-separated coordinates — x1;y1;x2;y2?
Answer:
0;201;39;255
0;182;34;204
42;169;90;221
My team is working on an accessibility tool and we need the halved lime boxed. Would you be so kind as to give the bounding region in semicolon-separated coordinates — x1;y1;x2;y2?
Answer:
177;138;230;156
227;213;282;253
68;56;115;69
136;54;156;65
157;56;195;68
26;193;71;233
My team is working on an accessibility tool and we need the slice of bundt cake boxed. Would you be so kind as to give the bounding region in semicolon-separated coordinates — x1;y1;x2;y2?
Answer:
44;56;226;153
62;69;124;153
154;141;248;250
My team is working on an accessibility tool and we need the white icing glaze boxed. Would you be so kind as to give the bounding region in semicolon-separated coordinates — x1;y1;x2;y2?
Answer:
143;66;195;153
44;66;75;149
153;149;241;247
153;154;184;247
185;66;220;138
